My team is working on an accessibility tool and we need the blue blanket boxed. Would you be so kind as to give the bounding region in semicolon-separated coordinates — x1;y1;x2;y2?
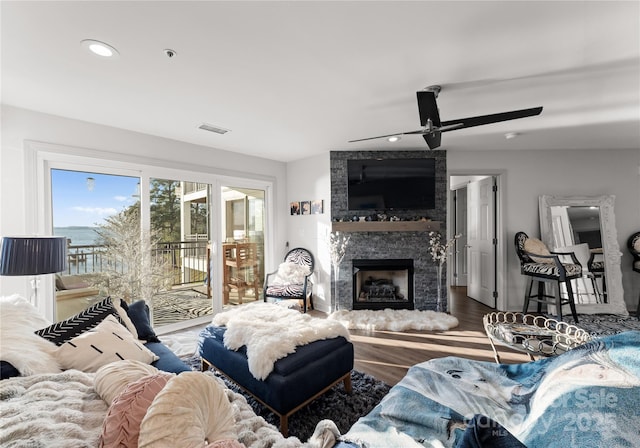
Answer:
340;331;640;447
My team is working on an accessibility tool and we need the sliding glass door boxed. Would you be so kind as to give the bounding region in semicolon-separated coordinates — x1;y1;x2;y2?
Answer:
51;169;141;321
41;145;273;329
149;178;213;327
221;186;265;306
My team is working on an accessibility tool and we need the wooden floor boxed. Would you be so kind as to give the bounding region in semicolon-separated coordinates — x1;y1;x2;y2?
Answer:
312;287;531;386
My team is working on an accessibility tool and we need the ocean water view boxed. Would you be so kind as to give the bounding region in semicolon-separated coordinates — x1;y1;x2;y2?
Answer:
54;226;100;246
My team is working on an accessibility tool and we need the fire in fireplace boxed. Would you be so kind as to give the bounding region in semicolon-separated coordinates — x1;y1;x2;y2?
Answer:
352;259;414;310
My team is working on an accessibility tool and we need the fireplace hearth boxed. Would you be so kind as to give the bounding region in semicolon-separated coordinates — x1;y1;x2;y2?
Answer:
352;259;414;310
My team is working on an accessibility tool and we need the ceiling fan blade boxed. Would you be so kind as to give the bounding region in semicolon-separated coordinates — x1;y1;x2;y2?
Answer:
422;131;441;149
348;129;425;143
441;106;543;130
348;133;402;143
438;123;464;132
417;91;441;127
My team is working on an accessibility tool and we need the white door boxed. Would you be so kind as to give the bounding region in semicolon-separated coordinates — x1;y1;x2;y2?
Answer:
467;176;496;307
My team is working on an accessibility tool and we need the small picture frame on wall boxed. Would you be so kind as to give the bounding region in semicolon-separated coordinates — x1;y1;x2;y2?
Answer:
311;199;324;214
301;201;311;215
290;201;300;215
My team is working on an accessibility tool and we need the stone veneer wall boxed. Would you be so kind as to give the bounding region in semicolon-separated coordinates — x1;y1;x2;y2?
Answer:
330;150;448;311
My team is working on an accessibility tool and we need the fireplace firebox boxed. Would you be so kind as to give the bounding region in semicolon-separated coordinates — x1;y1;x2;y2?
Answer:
352;259;414;310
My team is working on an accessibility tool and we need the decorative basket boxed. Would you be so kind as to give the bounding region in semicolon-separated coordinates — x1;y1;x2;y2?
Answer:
483;312;592;357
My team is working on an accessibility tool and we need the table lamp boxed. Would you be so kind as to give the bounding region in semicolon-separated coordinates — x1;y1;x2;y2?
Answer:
0;236;68;306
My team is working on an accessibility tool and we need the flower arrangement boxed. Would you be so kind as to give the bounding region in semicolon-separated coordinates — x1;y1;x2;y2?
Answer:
428;231;460;264
328;231;351;267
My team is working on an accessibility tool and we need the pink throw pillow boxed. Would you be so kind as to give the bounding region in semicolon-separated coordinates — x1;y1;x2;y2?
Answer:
100;373;173;448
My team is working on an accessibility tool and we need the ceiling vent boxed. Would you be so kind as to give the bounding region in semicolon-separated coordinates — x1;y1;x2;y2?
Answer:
198;123;230;135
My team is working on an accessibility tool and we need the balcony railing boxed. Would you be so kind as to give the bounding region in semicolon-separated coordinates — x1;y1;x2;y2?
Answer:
65;244;109;275
63;240;210;288
183;182;208;195
153;240;209;286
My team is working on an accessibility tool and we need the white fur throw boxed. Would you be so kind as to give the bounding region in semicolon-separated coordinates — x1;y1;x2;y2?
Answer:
273;261;311;285
328;308;459;332
0;294;62;375
212;303;350;380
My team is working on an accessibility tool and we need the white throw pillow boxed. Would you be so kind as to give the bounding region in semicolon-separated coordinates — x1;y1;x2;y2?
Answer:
94;359;162;405
272;261;310;285
0;294;61;375
138;372;236;447
56;315;159;373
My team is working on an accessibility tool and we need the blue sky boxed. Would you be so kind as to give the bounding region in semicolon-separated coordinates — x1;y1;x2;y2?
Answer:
52;169;140;227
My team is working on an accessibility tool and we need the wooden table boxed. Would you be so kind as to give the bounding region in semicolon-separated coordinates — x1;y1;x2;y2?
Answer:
223;242;259;304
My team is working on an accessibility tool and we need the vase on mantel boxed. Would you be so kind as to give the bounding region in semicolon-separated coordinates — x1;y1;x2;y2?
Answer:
436;262;445;313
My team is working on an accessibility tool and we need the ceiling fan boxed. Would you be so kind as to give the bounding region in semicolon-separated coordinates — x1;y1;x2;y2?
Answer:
348;85;543;149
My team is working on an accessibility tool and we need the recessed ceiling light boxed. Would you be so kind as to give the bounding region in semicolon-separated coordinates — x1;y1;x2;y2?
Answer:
387;135;401;142
504;132;520;140
81;39;119;58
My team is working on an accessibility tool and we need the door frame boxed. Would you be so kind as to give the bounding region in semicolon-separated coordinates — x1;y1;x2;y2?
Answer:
450;187;468;287
447;170;506;311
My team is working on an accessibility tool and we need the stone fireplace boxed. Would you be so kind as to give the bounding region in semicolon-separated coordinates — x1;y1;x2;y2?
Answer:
352;259;413;310
330;150;447;311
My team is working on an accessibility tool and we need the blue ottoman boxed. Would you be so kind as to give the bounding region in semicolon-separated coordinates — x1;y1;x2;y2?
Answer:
198;324;354;436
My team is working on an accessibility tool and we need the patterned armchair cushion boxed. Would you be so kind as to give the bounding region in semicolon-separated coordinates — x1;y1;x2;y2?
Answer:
590;260;605;271
284;247;314;269
264;283;306;298
522;262;582;278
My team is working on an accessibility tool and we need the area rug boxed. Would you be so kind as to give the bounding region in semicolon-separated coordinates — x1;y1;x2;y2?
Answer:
549;313;640;337
183;355;391;441
328;308;459;331
151;289;213;326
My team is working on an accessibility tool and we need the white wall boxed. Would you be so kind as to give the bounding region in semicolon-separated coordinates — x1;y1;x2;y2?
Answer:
286;147;640;314
284;153;332;312
448;148;640;312
0;105;288;306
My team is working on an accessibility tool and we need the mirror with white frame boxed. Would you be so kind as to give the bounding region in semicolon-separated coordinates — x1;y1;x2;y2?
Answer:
539;194;627;316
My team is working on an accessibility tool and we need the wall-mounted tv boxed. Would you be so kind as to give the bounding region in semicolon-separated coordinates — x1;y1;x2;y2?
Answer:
347;158;436;211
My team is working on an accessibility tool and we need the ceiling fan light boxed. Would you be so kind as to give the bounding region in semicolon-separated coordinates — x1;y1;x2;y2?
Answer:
388;135;401;142
504;132;520;140
81;39;119;58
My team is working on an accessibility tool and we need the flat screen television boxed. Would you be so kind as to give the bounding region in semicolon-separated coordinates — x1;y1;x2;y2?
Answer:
347;158;436;211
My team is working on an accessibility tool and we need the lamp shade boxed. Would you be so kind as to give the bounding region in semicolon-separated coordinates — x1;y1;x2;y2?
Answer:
0;236;68;276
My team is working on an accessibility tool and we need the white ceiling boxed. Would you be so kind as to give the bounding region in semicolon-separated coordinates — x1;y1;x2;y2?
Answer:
2;1;639;162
